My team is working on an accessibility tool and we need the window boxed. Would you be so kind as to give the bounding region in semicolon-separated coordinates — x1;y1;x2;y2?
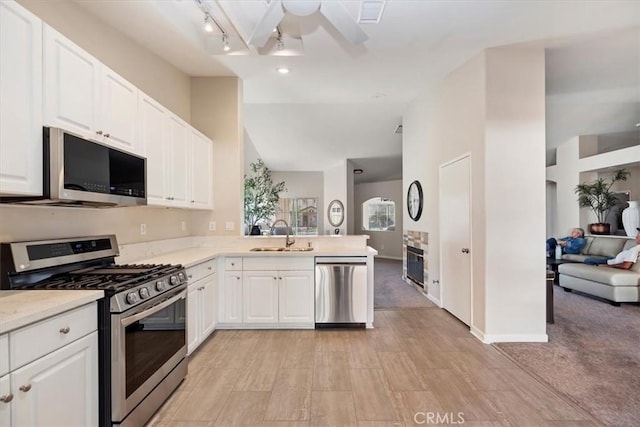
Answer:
275;197;318;235
362;197;395;231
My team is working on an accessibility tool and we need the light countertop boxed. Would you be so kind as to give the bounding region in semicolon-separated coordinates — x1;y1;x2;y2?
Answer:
0;290;104;334
129;246;377;268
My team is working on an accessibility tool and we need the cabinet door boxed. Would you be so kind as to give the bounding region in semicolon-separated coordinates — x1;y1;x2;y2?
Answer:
0;0;43;196
190;129;213;209
166;114;189;207
243;272;278;323
187;283;199;355
12;332;98;427
279;271;314;323
43;25;99;139
201;273;217;338
139;93;167;205
220;272;242;323
100;66;139;153
0;374;10;427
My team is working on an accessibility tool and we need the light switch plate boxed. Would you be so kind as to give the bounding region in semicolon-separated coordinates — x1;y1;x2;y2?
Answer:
209;221;216;231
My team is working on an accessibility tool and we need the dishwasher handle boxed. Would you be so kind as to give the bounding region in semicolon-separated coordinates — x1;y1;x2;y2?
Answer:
315;257;367;265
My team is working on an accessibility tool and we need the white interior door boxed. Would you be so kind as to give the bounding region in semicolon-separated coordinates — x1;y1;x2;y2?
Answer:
440;155;471;325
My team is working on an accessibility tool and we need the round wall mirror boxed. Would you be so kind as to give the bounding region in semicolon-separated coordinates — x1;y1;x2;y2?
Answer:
327;200;344;227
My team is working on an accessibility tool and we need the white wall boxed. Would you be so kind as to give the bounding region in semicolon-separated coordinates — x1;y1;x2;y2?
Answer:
354;180;403;259
404;46;547;342
272;171;324;233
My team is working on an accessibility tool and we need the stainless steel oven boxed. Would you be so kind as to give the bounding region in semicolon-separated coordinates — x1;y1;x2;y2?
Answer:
111;284;187;426
0;235;188;427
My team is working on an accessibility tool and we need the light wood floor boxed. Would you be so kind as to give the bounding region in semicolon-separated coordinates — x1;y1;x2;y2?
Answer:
148;308;598;427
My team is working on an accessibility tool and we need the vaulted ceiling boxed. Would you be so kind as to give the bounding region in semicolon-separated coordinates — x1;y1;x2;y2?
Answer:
74;0;640;179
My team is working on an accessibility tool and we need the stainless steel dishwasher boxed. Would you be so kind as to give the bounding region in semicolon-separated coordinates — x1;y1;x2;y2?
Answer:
315;257;367;327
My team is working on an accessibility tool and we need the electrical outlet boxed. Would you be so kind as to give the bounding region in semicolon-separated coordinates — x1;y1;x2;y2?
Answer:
140;223;146;235
209;221;216;231
181;221;186;231
225;221;235;231
380;244;384;250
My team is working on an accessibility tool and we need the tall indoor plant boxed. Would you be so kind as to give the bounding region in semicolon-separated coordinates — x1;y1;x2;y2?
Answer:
575;168;630;235
244;159;286;235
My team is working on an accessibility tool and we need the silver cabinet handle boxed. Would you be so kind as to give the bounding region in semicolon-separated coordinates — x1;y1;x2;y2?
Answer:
19;384;31;392
188;274;193;279
59;326;70;334
461;248;470;254
279;277;282;280
96;130;103;135
207;267;212;270
0;393;13;403
104;133;110;138
191;200;195;203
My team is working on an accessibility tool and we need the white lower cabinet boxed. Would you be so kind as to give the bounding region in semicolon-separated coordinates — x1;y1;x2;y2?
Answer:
243;272;279;323
220;272;243;323
219;257;314;328
0;303;99;427
278;270;315;323
12;333;98;426
186;259;217;354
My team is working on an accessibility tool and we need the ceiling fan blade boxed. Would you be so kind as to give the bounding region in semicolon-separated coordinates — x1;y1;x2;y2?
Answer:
319;1;368;45
249;0;285;47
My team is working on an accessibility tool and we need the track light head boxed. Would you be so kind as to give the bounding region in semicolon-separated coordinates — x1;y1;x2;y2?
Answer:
204;14;214;33
222;34;231;52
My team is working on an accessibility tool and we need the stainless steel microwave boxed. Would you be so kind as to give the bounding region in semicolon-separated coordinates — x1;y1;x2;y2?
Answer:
1;127;146;207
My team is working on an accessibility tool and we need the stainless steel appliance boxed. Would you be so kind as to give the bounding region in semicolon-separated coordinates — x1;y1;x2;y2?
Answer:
0;235;187;427
0;127;146;207
315;257;367;327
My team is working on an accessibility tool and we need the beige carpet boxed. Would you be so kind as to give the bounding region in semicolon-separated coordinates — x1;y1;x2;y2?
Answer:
374;258;434;309
495;288;640;427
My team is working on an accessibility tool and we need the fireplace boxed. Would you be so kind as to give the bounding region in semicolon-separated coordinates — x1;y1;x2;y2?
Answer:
406;245;424;287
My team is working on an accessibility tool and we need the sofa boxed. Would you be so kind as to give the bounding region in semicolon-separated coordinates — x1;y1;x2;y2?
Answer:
557;235;640;305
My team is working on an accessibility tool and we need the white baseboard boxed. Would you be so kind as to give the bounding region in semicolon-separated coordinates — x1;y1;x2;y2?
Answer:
470;326;548;343
426;293;442;307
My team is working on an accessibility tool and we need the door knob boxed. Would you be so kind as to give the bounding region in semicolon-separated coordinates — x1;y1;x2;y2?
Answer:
461;248;470;254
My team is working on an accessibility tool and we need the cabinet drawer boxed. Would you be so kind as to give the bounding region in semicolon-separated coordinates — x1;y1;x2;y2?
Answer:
0;334;8;377
9;302;97;370
186;258;216;283
224;257;243;271
243;256;314;271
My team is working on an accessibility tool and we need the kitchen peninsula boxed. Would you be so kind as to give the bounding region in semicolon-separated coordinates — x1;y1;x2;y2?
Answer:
118;234;377;354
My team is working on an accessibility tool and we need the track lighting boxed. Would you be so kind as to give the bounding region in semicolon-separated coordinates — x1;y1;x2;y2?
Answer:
203;14;214;33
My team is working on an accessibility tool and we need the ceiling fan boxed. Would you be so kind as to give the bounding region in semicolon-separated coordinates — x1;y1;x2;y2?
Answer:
249;0;368;48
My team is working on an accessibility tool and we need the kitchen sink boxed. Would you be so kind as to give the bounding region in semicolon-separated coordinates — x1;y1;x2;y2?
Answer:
249;247;314;252
249;247;285;252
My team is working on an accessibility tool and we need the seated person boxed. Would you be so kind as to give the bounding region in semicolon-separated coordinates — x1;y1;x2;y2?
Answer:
584;228;640;269
546;228;586;257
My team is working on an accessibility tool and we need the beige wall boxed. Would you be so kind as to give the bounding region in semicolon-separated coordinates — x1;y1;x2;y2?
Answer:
404;47;547;342
354;180;403;259
17;0;191;121
190;77;243;236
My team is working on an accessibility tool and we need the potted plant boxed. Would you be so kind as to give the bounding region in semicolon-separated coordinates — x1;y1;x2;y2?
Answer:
575;168;630;235
244;159;286;235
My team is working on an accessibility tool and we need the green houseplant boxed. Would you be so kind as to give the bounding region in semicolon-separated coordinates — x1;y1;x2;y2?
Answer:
244;159;286;235
574;168;630;234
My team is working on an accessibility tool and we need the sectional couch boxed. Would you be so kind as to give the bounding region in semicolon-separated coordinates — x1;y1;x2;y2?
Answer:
557;235;640;305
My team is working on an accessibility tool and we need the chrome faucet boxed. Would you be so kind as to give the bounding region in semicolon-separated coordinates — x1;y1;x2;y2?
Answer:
271;219;295;248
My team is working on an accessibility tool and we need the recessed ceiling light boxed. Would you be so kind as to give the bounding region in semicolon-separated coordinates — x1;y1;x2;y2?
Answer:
276;67;290;74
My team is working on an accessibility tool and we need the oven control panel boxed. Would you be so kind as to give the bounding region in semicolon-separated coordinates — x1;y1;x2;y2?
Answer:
111;269;188;313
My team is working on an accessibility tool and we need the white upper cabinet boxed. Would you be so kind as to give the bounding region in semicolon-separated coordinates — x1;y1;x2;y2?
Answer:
165;113;190;207
99;66;139;153
190;128;213;210
43;25;140;154
139;93;167;204
0;0;43;196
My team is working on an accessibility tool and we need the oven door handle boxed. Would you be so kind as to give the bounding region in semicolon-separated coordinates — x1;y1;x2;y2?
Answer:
121;291;186;327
